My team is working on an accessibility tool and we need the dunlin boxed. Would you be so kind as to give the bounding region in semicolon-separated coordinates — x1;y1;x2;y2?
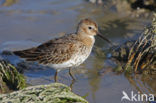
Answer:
14;18;112;82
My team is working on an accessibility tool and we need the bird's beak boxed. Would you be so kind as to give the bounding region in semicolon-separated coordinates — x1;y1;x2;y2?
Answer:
97;32;113;46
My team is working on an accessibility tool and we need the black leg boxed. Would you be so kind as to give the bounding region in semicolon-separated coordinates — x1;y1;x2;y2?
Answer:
70;79;75;90
54;71;58;82
69;68;76;81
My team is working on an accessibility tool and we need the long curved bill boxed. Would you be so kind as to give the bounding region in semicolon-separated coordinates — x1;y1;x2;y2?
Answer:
97;32;113;46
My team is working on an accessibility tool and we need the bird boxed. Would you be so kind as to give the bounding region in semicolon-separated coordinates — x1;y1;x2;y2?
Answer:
13;18;112;82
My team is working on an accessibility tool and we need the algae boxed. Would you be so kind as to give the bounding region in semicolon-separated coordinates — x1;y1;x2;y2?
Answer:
111;14;156;74
0;60;26;93
0;83;88;103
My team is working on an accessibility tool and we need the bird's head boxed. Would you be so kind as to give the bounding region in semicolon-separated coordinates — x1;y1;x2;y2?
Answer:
77;18;113;45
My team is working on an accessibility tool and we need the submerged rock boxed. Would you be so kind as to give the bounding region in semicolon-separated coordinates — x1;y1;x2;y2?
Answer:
0;83;88;103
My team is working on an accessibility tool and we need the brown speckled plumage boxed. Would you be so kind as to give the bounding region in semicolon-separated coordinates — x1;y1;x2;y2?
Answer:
14;34;89;64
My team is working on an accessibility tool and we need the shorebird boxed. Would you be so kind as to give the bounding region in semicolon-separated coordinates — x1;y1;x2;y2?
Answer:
13;18;112;82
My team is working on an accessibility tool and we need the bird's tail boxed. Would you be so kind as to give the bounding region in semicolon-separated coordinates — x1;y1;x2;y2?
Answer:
13;48;39;61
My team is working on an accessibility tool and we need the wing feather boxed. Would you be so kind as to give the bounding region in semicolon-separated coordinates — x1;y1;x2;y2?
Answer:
14;35;79;64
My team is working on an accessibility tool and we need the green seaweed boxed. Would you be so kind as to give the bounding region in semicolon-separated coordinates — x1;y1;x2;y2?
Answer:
0;83;88;103
0;60;26;93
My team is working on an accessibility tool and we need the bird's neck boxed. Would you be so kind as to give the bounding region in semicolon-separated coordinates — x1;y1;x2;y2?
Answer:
77;33;95;47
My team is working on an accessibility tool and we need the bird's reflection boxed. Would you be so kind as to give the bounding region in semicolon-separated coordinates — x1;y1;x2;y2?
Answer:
87;49;106;102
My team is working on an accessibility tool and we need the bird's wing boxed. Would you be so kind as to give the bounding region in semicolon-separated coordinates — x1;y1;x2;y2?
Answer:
14;35;79;64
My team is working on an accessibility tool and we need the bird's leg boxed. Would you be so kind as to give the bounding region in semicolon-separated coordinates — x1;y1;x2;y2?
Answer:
69;68;76;81
54;71;58;82
70;79;75;90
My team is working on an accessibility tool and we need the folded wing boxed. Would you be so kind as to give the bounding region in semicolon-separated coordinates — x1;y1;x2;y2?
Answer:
14;35;78;64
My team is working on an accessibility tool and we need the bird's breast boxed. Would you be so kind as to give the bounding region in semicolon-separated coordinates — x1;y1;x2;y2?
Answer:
71;45;92;67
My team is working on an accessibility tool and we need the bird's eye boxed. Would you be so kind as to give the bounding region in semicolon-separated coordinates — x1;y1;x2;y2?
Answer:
88;27;92;30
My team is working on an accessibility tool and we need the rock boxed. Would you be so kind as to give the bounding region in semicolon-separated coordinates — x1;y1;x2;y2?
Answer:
87;0;155;18
88;0;103;4
1;0;19;6
130;0;156;11
88;0;96;3
111;14;156;73
0;60;26;93
0;83;88;103
88;0;156;11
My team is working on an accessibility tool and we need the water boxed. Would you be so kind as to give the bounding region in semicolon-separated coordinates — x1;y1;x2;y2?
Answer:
0;0;155;103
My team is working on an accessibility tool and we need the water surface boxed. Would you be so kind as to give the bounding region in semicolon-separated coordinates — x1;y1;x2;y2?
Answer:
0;0;155;103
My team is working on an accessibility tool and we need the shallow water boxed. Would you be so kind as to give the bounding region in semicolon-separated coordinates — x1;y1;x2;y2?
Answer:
0;0;155;103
